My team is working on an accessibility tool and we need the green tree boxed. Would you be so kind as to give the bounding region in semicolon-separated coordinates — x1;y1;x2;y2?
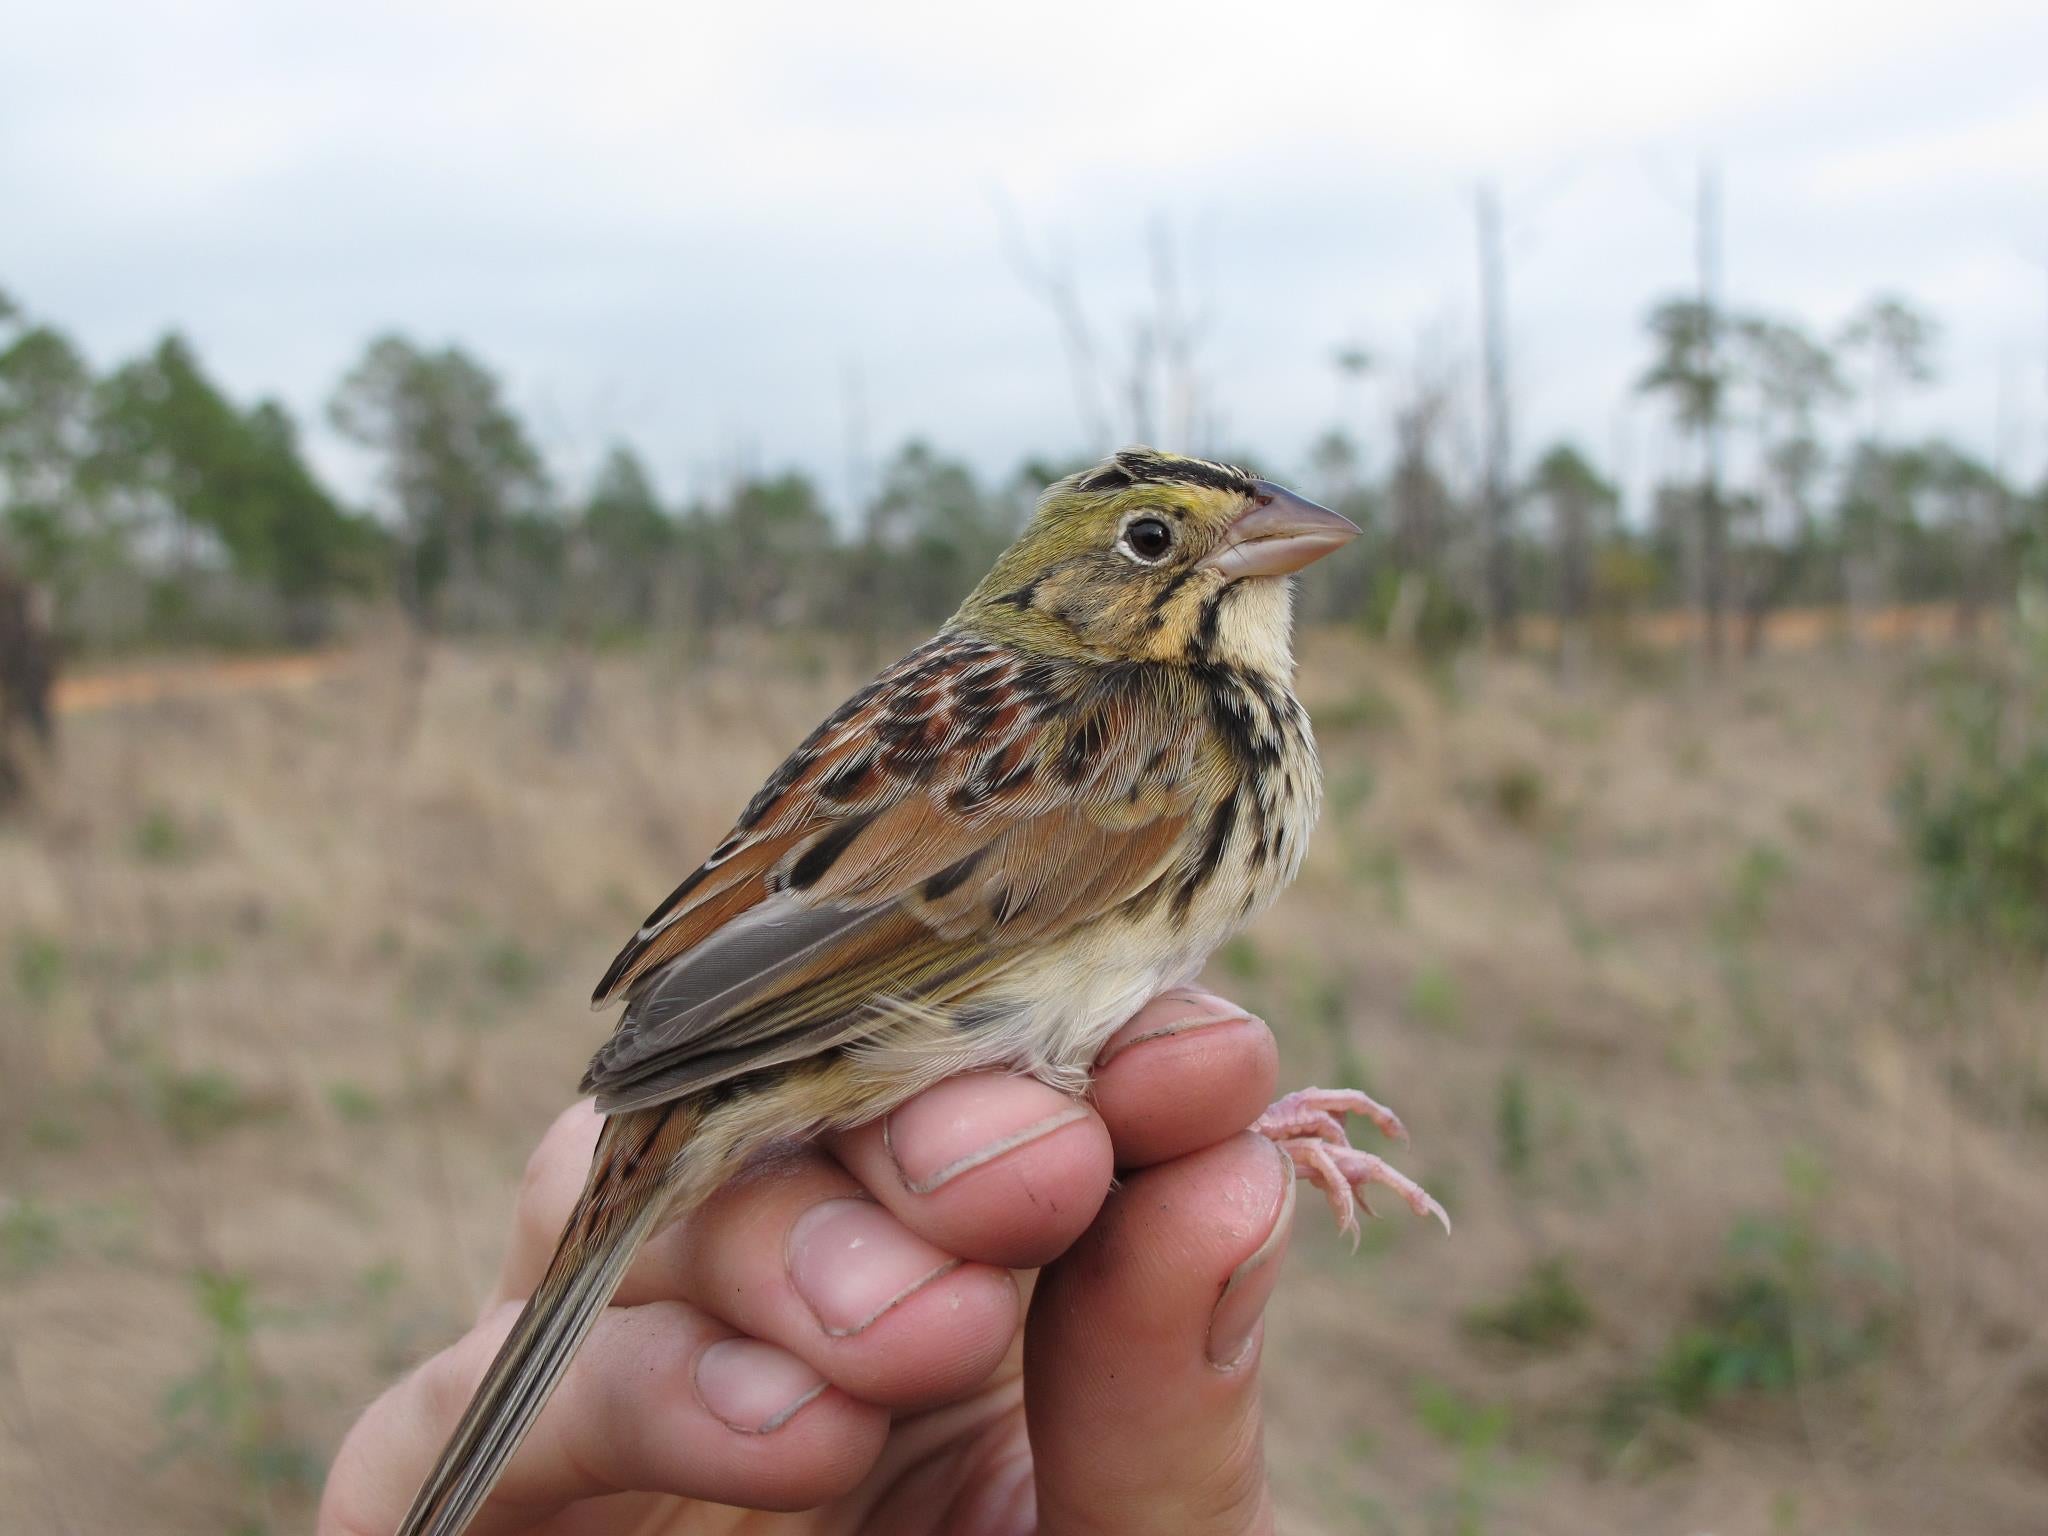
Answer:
1919;442;2009;634
329;335;549;628
0;305;103;591
1833;296;1939;618
96;335;366;638
1529;443;1616;653
1837;294;1939;442
859;442;1012;626
1639;297;1732;657
581;444;672;629
1733;316;1847;640
725;470;836;625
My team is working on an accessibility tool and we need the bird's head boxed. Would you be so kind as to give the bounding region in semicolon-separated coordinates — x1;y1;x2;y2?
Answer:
954;447;1358;672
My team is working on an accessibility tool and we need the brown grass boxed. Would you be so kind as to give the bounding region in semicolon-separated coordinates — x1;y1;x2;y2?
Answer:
2;630;2045;1534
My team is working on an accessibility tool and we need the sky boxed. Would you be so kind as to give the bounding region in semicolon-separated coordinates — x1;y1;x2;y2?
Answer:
5;0;2046;517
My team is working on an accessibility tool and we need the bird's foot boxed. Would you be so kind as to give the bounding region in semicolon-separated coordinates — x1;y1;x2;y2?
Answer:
1253;1087;1450;1241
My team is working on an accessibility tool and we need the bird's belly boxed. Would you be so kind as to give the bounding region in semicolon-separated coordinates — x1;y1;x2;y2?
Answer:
846;778;1316;1106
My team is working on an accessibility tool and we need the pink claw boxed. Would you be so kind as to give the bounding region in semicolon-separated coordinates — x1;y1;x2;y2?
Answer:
1253;1086;1409;1145
1255;1084;1449;1243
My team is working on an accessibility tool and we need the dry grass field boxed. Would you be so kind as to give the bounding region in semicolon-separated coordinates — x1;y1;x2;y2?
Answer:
3;629;2046;1535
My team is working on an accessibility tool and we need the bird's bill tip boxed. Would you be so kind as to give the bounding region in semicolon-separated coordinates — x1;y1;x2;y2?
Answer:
1199;482;1360;579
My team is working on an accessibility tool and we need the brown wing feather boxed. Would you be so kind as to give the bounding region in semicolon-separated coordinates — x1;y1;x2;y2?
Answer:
580;636;1202;1112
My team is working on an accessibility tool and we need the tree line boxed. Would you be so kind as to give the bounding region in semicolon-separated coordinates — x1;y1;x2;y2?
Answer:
1;279;2043;658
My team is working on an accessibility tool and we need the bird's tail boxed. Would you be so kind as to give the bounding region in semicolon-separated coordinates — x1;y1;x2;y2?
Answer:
395;1102;699;1536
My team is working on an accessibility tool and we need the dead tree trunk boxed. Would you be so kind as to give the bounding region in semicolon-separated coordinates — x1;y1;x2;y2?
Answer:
0;564;57;806
1476;183;1518;649
1697;167;1729;664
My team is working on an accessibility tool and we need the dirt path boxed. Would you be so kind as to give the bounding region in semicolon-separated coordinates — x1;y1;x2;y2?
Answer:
45;603;1977;720
53;650;348;716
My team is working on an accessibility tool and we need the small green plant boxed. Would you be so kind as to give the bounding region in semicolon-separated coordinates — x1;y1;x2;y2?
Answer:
1489;763;1545;829
151;1067;267;1145
1712;843;1796;1076
1407;963;1463;1033
1464;1257;1593;1351
478;935;543;998
1413;1379;1511;1451
156;1269;318;1531
1217;936;1266;983
1715;842;1790;944
1297;975;1372;1097
0;1198;63;1278
11;931;65;1006
1329;763;1378;817
1365;567;1478;660
1320;682;1402;734
324;1080;383;1123
1606;1209;1894;1438
1897;672;2048;956
1356;844;1407;919
1410;1380;1525;1536
132;805;192;864
1493;1069;1534;1181
27;1110;82;1151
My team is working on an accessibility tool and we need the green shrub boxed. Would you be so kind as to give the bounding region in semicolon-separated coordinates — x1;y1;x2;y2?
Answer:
1407;963;1463;1033
132;805;192;863
1493;1069;1533;1180
1607;1212;1893;1436
1898;701;2048;956
1464;1257;1593;1351
0;1198;63;1277
157;1270;318;1529
11;931;64;1006
324;1081;382;1123
1490;763;1546;828
478;935;543;998
151;1067;268;1145
1365;568;1477;659
1715;842;1790;945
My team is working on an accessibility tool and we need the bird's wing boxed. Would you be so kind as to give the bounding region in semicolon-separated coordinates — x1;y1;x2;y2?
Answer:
581;635;1204;1112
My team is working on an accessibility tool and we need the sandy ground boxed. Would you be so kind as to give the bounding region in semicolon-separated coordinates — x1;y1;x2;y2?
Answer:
3;629;2045;1534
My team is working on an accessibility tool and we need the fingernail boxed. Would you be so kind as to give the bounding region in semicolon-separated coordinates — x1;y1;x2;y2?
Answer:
1096;987;1259;1067
1206;1140;1297;1370
694;1337;827;1433
885;1076;1090;1194
787;1198;959;1337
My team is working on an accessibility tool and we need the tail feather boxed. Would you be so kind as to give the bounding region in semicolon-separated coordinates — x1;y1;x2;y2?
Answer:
396;1104;693;1536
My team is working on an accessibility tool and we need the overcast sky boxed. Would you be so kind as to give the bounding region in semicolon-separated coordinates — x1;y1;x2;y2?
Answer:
6;0;2046;514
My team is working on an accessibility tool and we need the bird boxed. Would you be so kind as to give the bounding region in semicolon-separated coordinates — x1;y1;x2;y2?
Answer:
395;446;1446;1536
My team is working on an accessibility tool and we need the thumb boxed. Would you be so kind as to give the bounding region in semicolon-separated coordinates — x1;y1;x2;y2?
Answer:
1023;1131;1294;1536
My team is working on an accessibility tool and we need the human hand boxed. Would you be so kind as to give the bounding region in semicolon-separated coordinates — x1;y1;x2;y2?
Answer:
320;986;1294;1536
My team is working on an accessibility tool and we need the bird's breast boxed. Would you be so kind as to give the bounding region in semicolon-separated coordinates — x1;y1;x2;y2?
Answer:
836;662;1321;1108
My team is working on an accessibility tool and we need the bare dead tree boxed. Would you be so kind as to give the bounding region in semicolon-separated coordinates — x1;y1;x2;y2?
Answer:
994;196;1115;452
1697;165;1730;663
995;196;1214;453
1475;182;1519;648
1148;216;1208;450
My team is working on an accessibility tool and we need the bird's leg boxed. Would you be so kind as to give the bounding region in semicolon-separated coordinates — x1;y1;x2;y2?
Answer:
1253;1087;1450;1240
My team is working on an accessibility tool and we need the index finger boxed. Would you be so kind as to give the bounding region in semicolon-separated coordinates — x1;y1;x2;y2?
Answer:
1091;988;1279;1168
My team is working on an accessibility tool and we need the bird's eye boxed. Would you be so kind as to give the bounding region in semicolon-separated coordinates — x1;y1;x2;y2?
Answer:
1121;517;1174;563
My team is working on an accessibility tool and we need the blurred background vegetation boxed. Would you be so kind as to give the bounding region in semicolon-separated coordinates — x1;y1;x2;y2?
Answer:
3;271;2044;664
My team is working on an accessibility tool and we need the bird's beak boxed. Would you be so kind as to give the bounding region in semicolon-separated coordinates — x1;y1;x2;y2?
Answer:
1199;482;1360;580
